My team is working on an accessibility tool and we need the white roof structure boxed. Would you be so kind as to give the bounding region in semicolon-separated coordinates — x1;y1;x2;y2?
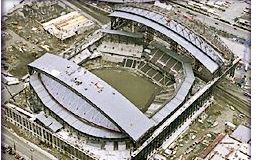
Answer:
109;7;225;73
28;53;155;142
206;135;251;160
30;73;125;139
36;112;63;132
230;125;251;143
42;11;94;40
40;73;121;132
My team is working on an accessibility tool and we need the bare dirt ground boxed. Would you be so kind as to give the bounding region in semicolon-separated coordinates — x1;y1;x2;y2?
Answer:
2;1;98;78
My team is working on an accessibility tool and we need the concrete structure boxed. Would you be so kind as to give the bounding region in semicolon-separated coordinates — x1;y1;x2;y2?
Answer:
2;4;239;159
42;11;94;40
204;126;251;160
109;7;228;74
230;125;251;144
97;41;144;58
28;53;155;143
3;104;96;160
35;112;63;133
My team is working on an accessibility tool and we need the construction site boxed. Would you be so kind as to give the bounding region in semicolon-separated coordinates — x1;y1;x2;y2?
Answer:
1;1;251;160
2;1;99;78
155;86;250;160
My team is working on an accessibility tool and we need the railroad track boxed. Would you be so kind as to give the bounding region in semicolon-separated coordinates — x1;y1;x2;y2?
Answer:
213;86;250;118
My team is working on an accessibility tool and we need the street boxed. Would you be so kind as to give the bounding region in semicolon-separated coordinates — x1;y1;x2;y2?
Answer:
169;1;250;39
2;128;57;160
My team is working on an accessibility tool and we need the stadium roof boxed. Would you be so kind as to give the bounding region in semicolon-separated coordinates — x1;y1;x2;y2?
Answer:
109;7;225;73
40;73;121;132
36;112;63;132
28;53;155;142
30;73;125;139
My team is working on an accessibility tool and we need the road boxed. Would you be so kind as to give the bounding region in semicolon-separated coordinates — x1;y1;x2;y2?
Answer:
220;1;248;23
169;2;250;39
2;128;57;160
195;13;249;39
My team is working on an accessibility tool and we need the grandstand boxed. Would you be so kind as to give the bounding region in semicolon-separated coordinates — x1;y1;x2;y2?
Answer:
97;41;143;58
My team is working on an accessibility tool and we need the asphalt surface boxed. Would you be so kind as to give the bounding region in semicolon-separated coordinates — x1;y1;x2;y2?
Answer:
2;153;16;160
221;1;248;23
170;2;250;39
2;128;56;160
195;13;249;39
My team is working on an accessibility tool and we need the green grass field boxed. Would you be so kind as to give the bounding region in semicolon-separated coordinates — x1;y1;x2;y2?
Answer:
91;68;162;112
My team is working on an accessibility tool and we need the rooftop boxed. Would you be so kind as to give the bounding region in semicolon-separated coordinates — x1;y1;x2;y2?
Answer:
230;125;251;143
109;6;224;73
28;53;155;142
42;11;94;40
206;134;251;160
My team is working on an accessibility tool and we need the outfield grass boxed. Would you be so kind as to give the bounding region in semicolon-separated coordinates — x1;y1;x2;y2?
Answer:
91;68;162;112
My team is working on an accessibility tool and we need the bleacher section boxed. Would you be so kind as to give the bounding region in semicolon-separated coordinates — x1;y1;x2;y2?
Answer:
149;49;163;63
137;43;196;121
97;41;143;58
151;62;195;124
137;61;174;87
145;49;183;76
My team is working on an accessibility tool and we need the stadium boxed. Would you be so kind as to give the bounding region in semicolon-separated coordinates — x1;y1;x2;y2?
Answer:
26;4;237;160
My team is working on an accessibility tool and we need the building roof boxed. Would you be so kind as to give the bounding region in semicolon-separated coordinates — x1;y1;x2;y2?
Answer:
28;53;155;142
42;11;94;40
205;134;251;160
36;112;63;132
109;7;224;73
230;125;251;143
43;11;89;31
30;73;126;139
200;133;226;158
40;73;120;131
